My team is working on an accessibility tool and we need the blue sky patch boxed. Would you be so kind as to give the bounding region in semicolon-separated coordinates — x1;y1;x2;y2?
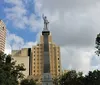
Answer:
0;0;41;43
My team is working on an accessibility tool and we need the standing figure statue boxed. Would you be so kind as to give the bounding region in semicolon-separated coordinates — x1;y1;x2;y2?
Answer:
42;14;49;31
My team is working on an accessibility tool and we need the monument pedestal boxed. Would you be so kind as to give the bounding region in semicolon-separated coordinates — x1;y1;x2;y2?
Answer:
42;73;53;85
42;16;53;85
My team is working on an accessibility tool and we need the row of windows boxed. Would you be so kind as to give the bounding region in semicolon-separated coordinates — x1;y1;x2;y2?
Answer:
33;69;61;73
32;67;60;72
33;56;60;59
0;45;4;47
0;40;5;43
32;73;60;76
33;62;43;64
33;55;60;58
33;58;43;60
0;35;6;39
33;55;43;57
33;53;60;57
33;65;60;68
33;50;42;52
33;61;60;64
33;60;60;64
33;58;59;60
0;34;6;38
33;47;59;50
35;51;42;53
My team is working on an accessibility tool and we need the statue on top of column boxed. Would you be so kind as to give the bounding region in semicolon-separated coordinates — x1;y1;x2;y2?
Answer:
42;14;49;31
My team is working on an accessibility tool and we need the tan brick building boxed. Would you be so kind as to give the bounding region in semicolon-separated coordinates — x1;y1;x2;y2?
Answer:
31;34;62;81
11;34;62;82
0;20;6;52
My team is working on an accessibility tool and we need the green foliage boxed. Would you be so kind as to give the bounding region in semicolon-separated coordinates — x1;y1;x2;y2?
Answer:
85;70;100;85
0;52;26;85
95;33;100;56
53;77;60;85
20;78;36;85
59;70;100;85
59;70;80;85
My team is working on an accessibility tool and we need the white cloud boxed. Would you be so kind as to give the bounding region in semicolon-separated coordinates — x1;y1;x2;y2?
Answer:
28;14;42;32
37;0;100;12
5;42;11;55
4;0;28;29
23;42;37;48
61;46;95;73
4;0;42;32
5;30;37;54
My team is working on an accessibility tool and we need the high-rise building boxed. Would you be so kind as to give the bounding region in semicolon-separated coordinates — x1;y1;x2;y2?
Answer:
0;20;6;52
12;33;62;82
31;33;62;82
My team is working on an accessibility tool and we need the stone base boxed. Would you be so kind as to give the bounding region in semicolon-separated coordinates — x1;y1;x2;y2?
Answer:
42;73;53;85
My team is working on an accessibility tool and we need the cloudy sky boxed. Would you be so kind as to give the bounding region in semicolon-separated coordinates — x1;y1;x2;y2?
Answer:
1;0;100;73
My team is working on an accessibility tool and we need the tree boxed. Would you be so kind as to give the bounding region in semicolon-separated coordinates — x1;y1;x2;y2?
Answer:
53;77;60;85
95;33;100;56
85;70;100;85
76;72;85;85
0;52;26;85
59;70;77;85
58;70;100;85
59;70;85;85
20;78;36;85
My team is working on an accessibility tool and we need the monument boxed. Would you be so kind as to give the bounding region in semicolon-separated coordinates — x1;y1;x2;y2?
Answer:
42;15;53;85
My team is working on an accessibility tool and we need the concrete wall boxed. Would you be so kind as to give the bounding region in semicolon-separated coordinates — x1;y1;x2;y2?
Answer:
12;48;29;77
13;56;29;77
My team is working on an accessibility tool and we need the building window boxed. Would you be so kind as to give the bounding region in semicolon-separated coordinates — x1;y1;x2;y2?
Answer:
37;66;39;69
58;66;60;68
34;70;35;72
58;58;59;60
58;70;60;72
2;27;4;30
